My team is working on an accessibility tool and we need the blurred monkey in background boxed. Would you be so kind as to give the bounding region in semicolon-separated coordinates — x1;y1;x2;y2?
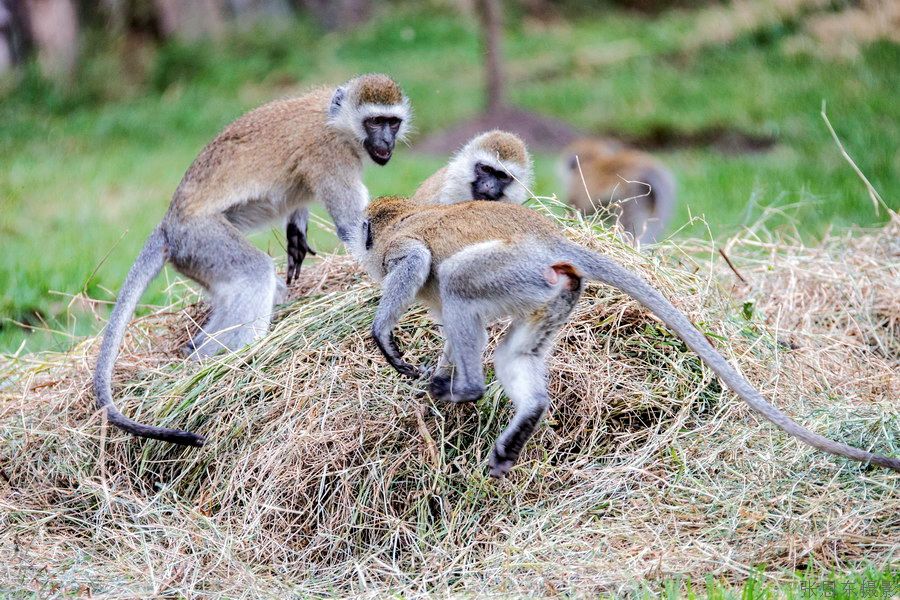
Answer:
561;138;676;245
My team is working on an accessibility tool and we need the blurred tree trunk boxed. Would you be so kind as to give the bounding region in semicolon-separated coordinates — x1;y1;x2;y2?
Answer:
0;1;17;74
416;0;579;154
24;0;79;80
476;0;504;113
153;0;226;40
299;0;371;31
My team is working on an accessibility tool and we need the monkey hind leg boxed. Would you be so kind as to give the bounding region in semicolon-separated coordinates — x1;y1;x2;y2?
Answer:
191;275;276;358
490;266;583;478
167;217;277;359
428;305;487;404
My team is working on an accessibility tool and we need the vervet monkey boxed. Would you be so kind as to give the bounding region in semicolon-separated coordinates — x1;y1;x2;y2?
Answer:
411;130;533;204
561;138;676;245
93;74;411;446
356;196;900;478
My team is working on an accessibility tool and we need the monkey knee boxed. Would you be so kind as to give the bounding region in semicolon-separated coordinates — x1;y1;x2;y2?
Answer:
495;353;545;397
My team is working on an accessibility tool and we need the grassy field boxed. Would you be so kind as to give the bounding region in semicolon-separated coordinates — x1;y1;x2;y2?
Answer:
1;5;898;354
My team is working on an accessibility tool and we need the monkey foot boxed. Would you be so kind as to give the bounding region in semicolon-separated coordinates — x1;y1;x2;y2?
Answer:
489;445;517;479
428;375;483;404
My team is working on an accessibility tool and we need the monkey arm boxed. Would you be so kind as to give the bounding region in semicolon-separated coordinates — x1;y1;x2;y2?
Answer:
315;179;368;244
285;208;316;285
371;241;431;379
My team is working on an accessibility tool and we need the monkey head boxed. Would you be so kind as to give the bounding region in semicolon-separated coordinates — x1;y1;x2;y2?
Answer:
438;130;533;204
563;138;620;166
328;73;412;166
559;137;632;214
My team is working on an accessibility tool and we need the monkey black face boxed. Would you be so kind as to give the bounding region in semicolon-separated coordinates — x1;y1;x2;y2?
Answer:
363;116;402;165
471;162;512;201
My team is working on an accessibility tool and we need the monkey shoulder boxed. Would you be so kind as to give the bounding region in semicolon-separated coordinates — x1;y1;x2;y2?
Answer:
411;168;448;203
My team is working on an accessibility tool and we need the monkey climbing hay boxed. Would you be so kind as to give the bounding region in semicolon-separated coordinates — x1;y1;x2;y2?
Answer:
1;207;897;596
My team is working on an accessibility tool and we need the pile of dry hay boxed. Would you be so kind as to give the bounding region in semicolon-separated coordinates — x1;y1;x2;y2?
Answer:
1;208;897;597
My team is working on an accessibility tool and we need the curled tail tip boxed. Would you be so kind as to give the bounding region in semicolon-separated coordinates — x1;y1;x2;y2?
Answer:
151;429;207;447
181;432;207;447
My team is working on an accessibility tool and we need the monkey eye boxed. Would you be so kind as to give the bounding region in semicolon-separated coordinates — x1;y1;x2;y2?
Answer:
567;156;578;170
367;116;401;130
476;162;510;182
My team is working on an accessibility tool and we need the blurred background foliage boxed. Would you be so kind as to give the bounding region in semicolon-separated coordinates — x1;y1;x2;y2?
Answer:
0;0;898;353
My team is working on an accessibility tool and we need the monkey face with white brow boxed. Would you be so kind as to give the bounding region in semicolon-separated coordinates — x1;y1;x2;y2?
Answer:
329;73;412;167
412;130;533;205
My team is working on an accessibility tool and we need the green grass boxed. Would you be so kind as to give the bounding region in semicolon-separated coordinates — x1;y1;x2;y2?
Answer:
655;565;898;599
1;5;898;354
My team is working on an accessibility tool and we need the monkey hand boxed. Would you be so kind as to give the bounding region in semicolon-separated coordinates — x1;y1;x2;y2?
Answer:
391;360;429;380
286;225;317;285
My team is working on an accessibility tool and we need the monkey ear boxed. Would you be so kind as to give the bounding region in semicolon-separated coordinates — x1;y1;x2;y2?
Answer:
329;87;346;118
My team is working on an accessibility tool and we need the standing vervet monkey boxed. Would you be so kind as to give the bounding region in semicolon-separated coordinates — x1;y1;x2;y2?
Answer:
355;196;900;478
93;74;411;447
561;138;676;245
411;130;533;204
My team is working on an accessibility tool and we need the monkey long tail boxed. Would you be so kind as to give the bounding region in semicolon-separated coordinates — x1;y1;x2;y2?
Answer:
563;243;900;472
92;227;206;447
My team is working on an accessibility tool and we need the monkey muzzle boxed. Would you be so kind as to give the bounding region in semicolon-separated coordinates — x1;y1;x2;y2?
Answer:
472;178;502;200
471;162;511;201
363;117;401;166
365;137;394;165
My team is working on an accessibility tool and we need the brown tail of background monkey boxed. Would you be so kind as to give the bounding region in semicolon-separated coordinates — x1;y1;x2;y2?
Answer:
92;228;207;447
562;242;900;471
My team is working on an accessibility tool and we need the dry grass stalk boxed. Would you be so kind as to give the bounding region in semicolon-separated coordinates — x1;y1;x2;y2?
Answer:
1;208;897;597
